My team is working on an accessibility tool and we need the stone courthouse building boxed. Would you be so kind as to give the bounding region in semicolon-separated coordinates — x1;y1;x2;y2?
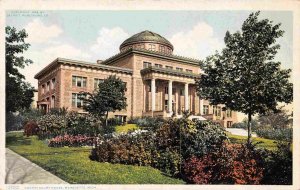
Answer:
34;30;237;127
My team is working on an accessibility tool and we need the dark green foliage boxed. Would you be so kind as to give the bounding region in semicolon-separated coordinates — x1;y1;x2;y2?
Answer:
6;112;23;131
128;116;166;130
6;108;43;132
231;119;259;130
261;142;292;184
258;108;292;129
107;117;123;127
80;75;127;126
20;108;44;124
66;112;101;136
255;127;292;141
6;26;34;113
196;11;293;144
36;112;102;139
49;107;68;116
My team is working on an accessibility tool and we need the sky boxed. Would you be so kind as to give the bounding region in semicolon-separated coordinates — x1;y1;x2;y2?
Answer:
6;10;293;89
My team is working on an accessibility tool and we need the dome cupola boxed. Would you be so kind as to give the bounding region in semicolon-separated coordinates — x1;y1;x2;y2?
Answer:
120;30;174;55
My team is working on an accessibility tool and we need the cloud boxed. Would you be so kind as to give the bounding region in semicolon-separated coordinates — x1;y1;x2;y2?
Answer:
170;22;224;59
20;44;91;88
90;27;129;59
24;18;63;43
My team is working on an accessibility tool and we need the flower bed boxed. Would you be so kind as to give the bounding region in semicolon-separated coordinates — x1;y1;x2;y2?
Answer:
48;134;96;147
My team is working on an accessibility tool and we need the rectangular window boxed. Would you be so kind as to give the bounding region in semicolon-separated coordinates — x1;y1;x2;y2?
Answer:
203;105;209;115
226;110;232;118
51;96;55;108
72;93;86;108
42;84;45;94
165;86;168;94
180;88;184;96
186;69;193;73
51;78;56;89
213;106;221;117
155;64;162;68
72;76;87;87
46;81;50;91
94;78;104;89
159;45;165;53
166;66;173;70
176;67;183;71
149;44;156;51
143;61;152;69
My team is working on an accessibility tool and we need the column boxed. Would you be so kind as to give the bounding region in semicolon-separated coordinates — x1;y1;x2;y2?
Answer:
168;80;173;113
151;79;156;111
185;83;189;111
200;98;204;115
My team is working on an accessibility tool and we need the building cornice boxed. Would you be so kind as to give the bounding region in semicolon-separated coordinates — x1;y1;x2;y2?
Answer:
34;58;133;79
102;48;201;66
140;66;201;79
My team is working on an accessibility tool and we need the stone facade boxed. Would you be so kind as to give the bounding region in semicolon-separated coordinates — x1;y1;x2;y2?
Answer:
34;30;237;127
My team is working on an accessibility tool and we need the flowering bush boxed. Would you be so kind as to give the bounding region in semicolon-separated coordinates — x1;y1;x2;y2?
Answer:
183;143;264;184
37;114;67;139
66;112;101;136
36;112;102;139
91;131;157;166
90;118;228;177
24;121;39;137
48;134;96;147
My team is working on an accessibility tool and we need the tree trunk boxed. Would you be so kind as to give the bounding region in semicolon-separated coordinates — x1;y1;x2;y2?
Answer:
247;113;252;145
105;111;108;127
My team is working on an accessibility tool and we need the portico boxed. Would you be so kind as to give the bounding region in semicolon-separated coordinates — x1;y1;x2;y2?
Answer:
141;66;201;117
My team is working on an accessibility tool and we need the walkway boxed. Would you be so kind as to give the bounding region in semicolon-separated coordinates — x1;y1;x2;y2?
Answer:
5;148;68;184
226;128;257;137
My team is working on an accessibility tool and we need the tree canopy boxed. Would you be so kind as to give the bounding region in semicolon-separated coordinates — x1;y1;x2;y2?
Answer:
6;26;34;113
196;11;293;144
80;75;127;125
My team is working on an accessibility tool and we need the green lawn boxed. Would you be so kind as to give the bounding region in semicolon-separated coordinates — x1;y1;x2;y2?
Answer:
115;124;139;134
227;133;278;150
6;132;184;184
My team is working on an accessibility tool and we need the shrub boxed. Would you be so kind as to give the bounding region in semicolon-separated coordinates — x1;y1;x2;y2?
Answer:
156;149;182;176
49;107;68;116
37;114;67;139
183;143;264;184
91;117;229;178
180;120;228;159
91;131;157;166
66;112;101;136
128;116;165;131
255;127;292;141
48;134;95;147
261;142;292;185
6;112;23;132
107;117;123;127
24;121;39;137
36;112;103;139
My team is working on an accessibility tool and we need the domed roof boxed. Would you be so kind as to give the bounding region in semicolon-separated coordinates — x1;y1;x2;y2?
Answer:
120;30;174;50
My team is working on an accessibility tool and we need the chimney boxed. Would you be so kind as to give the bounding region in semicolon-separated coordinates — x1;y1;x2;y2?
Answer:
96;60;103;64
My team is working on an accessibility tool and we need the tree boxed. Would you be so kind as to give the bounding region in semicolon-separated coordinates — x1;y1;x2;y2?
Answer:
80;75;127;126
258;106;292;129
6;26;34;113
196;11;293;145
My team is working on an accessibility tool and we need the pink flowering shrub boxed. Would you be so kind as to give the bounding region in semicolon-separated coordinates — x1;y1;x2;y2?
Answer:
48;134;96;147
